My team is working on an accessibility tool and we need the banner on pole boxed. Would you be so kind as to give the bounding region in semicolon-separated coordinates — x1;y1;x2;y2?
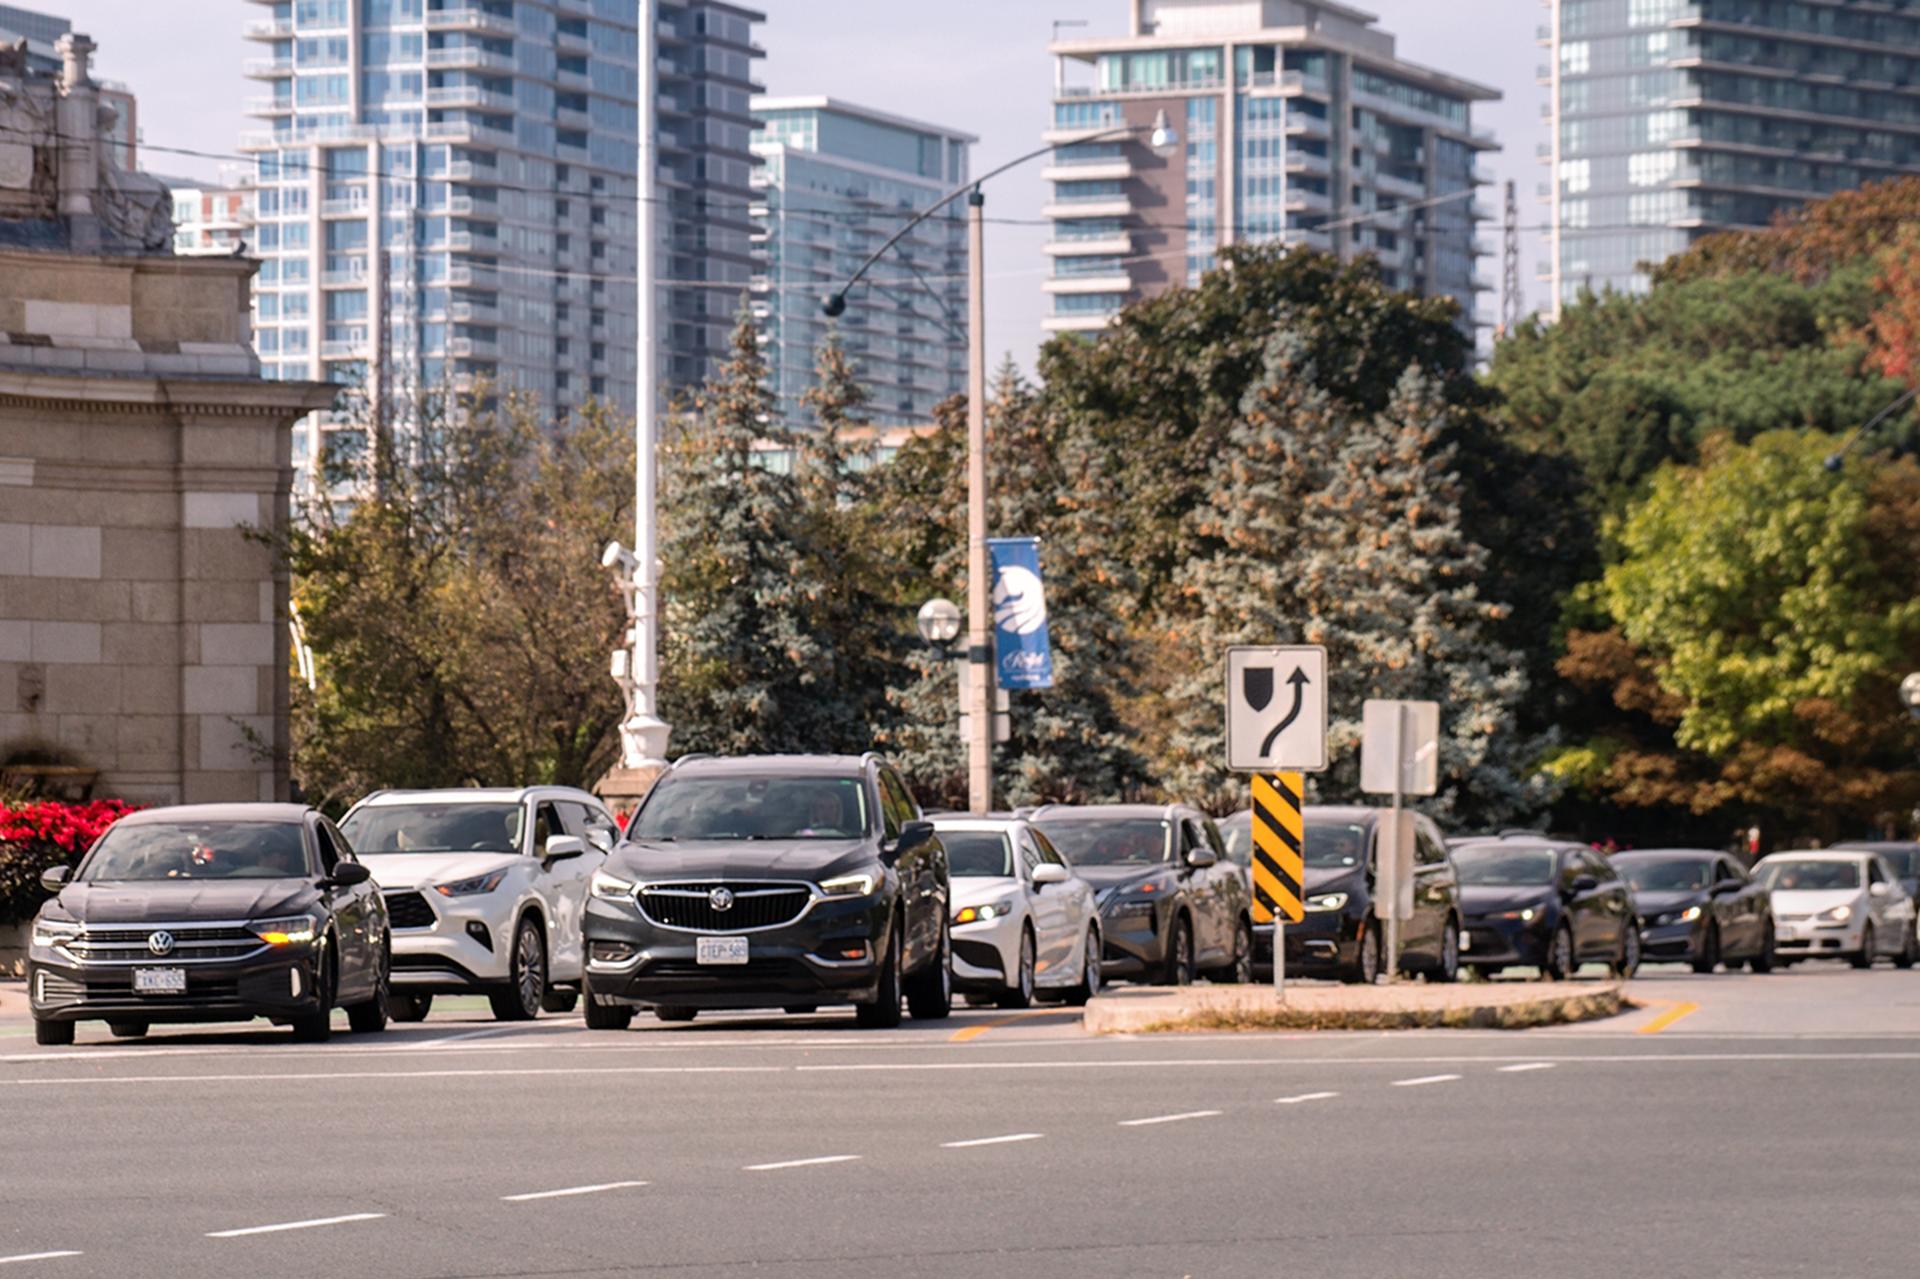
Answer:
987;537;1054;690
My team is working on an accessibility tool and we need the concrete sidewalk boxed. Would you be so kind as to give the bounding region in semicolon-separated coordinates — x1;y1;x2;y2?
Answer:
1082;979;1624;1033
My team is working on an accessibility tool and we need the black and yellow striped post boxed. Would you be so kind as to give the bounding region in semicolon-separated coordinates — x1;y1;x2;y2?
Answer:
1251;772;1306;993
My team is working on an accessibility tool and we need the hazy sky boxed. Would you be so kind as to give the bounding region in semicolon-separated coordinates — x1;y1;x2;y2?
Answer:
50;0;1545;371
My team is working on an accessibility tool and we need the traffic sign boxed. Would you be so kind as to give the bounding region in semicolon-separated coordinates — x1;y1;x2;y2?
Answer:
1225;646;1327;773
1249;772;1306;926
1360;699;1439;796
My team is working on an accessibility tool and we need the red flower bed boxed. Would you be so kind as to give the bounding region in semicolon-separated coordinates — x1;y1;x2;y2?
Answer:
0;799;139;922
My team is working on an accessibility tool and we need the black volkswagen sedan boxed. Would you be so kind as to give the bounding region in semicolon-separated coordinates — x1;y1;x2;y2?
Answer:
1028;803;1251;986
28;804;390;1045
1612;849;1774;973
1454;839;1638;980
581;754;951;1029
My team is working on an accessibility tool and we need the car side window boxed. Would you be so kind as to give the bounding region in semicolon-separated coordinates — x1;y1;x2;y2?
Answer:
1869;859;1887;886
1031;829;1068;868
1719;859;1745;885
1414;822;1446;866
873;774;903;842
1558;851;1583;890
532;802;565;856
1586;852;1615;882
322;818;358;862
312;822;340;875
1177;819;1200;860
1017;835;1042;880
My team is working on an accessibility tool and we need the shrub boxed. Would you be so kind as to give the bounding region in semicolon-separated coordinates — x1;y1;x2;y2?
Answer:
0;800;138;922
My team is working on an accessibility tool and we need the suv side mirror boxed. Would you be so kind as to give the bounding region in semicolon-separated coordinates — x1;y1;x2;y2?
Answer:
1186;847;1219;869
1032;862;1069;887
1569;874;1599;894
39;865;69;892
326;861;373;888
543;835;587;866
885;820;935;864
1870;881;1890;898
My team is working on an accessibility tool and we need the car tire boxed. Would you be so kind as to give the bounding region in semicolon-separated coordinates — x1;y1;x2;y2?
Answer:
1344;924;1383;985
1751;921;1776;974
1896;926;1918;971
389;992;433;1023
1063;928;1103;1007
489;916;547;1022
654;1006;696;1023
1612;922;1641;980
1544;925;1575;982
1433;919;1462;983
998;927;1036;1010
1853;923;1877;969
1691;922;1720;975
855;917;904;1029
582;974;633;1031
1213;918;1255;984
107;1020;147;1039
906;915;953;1020
290;941;335;1043
346;937;391;1034
541;990;580;1015
34;1018;74;1047
1161;913;1196;986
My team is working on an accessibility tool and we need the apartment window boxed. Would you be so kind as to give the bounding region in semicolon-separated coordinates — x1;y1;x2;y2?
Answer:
1629;0;1685;25
1558;158;1591;194
1053;292;1125;315
1563;199;1590;229
1053;179;1124;203
1628;150;1677;186
1561;41;1590;76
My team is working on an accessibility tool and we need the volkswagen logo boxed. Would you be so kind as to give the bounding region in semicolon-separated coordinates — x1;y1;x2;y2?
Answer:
147;930;175;957
708;887;735;913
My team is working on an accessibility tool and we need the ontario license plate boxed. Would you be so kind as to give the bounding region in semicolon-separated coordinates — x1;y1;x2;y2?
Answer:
133;967;186;994
696;936;749;965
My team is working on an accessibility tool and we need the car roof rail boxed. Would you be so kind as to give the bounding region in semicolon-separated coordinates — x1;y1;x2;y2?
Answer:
670;753;713;769
859;750;888;770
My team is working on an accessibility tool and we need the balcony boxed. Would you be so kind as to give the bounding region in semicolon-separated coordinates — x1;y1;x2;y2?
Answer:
1043;273;1133;295
246;96;295;117
1058;76;1224;99
320;266;368;287
319;195;368;217
425;47;516;74
1042;311;1119;334
244;58;294;79
445;195;501;219
449;335;500;358
449;299;501;324
319;340;364;359
1041;158;1132;183
426;86;517;112
1284;150;1330;176
1043;233;1131;257
425;8;519;38
447;264;501;289
446;230;500;253
243;18;294;39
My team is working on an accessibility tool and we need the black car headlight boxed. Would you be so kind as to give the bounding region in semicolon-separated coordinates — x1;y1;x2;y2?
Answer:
819;869;881;898
251;915;320;947
31;916;79;949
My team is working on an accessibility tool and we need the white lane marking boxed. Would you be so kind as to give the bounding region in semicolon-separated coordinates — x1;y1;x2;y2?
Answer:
1274;1091;1339;1105
1392;1074;1462;1088
8;1065;783;1088
0;1253;82;1266
402;1023;578;1051
207;1213;385;1238
1498;1062;1556;1074
744;1155;862;1172
1118;1110;1222;1127
502;1180;649;1202
941;1133;1044;1149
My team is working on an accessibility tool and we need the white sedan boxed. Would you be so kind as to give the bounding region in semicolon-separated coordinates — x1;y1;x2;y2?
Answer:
931;817;1103;1008
1754;849;1918;967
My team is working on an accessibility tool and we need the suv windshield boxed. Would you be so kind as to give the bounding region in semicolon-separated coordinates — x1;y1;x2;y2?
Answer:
944;831;1013;877
633;776;869;841
79;822;310;881
1757;859;1860;892
1618;858;1713;893
1036;819;1168;867
342;803;524;854
1453;845;1556;887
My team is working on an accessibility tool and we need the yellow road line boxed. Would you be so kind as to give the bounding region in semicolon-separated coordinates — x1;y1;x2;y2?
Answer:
949;1010;1062;1043
1636;999;1701;1035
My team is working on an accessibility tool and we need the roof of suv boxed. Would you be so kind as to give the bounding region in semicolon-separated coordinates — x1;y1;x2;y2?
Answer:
351;787;600;808
118;803;311;825
1028;803;1196;821
668;754;877;778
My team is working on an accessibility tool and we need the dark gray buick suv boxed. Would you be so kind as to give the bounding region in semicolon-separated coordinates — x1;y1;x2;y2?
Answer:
581;754;952;1029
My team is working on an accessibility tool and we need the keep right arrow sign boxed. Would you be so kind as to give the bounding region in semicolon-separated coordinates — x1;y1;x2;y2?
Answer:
1225;646;1328;774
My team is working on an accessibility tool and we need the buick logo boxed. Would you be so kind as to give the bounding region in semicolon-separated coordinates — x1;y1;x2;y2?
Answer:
708;887;735;913
147;930;175;956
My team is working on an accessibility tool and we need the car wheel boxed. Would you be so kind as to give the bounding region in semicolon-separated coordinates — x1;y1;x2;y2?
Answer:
489;916;547;1021
906;914;954;1020
1751;921;1776;974
1344;924;1383;985
541;990;580;1015
1544;925;1575;982
581;973;633;1031
1064;928;1103;1007
346;936;391;1034
1434;919;1462;984
290;940;335;1042
998;927;1036;1010
1161;913;1195;986
855;916;905;1029
1691;922;1721;975
1612;922;1641;980
654;1006;696;1023
107;1020;147;1039
1853;923;1877;969
389;992;433;1023
1896;925;1918;971
34;1018;74;1047
1214;918;1255;984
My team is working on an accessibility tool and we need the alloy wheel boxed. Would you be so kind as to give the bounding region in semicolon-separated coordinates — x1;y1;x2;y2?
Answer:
517;923;545;1014
1085;931;1102;998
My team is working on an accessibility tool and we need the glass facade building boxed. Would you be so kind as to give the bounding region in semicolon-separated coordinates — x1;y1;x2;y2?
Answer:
1044;0;1498;335
1542;0;1920;309
751;97;973;426
238;0;761;490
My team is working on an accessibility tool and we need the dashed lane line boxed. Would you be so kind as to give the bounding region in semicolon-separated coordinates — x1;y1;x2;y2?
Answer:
502;1181;650;1202
1497;1062;1556;1073
1274;1091;1339;1104
1118;1110;1222;1127
941;1133;1045;1148
0;1253;81;1266
206;1213;385;1239
1391;1074;1461;1087
744;1155;862;1172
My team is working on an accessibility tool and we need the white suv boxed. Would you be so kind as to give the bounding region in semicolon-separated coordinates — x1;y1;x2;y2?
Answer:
339;787;617;1021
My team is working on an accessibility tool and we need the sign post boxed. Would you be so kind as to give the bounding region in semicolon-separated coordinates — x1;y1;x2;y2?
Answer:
1361;699;1440;984
1226;646;1329;997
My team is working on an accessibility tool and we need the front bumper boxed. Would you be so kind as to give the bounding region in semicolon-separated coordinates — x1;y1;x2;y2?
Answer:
1097;900;1165;979
1461;916;1551;967
384;891;513;991
1250;909;1361;975
1638;920;1705;963
28;949;326;1025
951;915;1017;991
583;891;890;1010
1773;919;1861;958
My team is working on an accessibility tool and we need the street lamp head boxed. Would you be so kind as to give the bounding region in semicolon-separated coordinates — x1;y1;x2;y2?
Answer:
917;597;963;647
821;291;848;319
1824;452;1845;473
600;540;637;573
1902;672;1920;718
1147;108;1179;155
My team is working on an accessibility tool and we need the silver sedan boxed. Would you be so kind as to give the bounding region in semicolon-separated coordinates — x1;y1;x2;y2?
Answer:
930;817;1103;1008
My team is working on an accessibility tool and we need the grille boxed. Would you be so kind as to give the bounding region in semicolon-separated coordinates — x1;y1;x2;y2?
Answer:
384;890;437;930
63;923;264;964
638;883;812;933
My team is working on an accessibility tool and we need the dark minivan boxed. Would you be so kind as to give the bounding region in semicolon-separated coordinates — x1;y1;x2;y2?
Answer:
581;754;951;1029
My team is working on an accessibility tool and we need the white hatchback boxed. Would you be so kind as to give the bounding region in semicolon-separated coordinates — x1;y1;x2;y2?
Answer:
1754;849;1918;968
931;817;1102;1008
340;787;618;1021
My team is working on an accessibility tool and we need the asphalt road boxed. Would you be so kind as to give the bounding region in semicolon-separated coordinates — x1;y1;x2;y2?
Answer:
4;961;1919;1278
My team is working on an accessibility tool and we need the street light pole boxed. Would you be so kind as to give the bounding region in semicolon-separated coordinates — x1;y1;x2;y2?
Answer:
964;190;991;812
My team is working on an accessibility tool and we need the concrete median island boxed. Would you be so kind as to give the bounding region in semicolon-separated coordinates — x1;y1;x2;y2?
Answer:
1081;980;1625;1034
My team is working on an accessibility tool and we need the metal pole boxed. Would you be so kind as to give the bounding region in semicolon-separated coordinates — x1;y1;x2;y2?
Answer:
1386;703;1404;984
965;188;992;813
1274;921;1285;998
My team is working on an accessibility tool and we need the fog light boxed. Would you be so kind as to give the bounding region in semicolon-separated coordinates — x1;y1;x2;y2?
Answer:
589;941;635;964
466;921;493;952
289;967;302;998
834;942;869;962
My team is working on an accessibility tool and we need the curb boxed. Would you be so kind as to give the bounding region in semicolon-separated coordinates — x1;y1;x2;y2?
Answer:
1081;983;1623;1034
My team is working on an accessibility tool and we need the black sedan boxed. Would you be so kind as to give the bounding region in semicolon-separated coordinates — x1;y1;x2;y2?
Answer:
1029;803;1252;986
1612;849;1774;973
27;804;390;1045
1454;839;1638;980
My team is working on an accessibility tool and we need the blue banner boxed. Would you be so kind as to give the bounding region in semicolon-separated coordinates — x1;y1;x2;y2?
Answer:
987;537;1054;690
